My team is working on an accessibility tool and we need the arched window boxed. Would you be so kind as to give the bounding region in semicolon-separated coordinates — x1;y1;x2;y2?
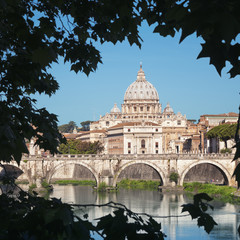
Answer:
141;139;145;148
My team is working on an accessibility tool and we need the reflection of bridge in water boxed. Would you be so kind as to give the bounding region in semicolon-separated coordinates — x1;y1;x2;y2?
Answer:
0;153;237;187
49;185;240;240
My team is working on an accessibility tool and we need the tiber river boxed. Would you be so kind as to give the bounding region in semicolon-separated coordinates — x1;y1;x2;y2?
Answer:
48;184;240;240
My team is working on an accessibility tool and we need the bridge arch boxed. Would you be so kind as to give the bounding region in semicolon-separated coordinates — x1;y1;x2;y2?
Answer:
113;160;166;187
180;160;232;186
47;162;99;186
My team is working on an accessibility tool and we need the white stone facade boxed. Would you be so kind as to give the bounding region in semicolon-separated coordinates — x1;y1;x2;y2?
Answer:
83;65;195;154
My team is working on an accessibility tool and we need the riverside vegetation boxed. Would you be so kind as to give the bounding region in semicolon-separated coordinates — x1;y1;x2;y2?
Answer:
184;182;240;204
50;179;240;204
117;179;160;190
52;179;160;190
53;180;96;186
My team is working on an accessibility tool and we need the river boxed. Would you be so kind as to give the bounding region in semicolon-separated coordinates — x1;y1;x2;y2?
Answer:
49;184;240;240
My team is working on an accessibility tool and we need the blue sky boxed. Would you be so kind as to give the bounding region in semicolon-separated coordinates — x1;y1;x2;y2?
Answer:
35;22;240;126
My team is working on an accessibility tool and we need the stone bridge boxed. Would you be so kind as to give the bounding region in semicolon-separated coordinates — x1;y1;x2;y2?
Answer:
0;153;237;187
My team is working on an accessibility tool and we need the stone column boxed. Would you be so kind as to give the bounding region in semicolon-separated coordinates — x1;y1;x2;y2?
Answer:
200;131;205;153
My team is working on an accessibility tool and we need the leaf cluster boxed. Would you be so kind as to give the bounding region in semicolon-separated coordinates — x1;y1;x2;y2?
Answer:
96;206;166;240
0;0;143;164
140;0;240;77
181;193;217;234
59;139;104;154
0;188;166;240
0;191;94;240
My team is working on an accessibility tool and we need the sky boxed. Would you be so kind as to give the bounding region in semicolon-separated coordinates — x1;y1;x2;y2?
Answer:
35;22;240;126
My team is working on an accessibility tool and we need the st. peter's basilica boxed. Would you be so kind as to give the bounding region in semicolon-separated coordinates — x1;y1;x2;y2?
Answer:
77;65;201;154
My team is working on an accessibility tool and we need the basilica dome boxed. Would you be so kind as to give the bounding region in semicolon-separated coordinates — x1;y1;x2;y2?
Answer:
124;65;159;102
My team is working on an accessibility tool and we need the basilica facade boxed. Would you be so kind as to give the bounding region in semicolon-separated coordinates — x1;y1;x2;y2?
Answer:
77;65;201;154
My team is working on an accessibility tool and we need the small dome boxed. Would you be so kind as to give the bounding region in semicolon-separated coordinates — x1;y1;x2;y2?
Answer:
164;103;174;113
111;103;121;113
124;65;159;101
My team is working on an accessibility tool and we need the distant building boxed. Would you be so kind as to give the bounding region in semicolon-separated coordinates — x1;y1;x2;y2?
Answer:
28;65;238;155
198;113;238;153
76;65;200;154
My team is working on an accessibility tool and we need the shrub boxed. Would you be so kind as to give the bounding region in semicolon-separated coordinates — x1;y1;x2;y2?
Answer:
220;148;232;154
183;182;240;204
117;179;160;190
97;182;107;192
169;172;179;184
53;180;96;186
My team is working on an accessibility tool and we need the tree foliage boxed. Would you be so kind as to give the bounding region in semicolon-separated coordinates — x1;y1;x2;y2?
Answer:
2;0;240;238
58;121;77;133
80;121;93;131
206;123;237;148
142;0;240;77
59;139;104;154
0;0;143;164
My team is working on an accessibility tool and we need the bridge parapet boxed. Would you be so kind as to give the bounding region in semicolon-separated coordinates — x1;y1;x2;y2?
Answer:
22;153;235;161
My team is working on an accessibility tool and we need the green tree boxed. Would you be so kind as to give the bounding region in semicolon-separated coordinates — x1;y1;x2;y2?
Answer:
206;123;237;149
58;121;77;133
59;139;104;154
0;0;143;164
79;120;93;131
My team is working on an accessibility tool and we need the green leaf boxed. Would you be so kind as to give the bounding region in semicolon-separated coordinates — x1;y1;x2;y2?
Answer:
197;214;217;234
194;193;213;205
197;41;226;76
181;203;201;219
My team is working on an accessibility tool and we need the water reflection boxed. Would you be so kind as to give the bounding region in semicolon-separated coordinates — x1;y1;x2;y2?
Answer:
50;185;240;240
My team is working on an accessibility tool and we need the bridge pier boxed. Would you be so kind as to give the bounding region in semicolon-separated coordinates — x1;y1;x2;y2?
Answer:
99;176;114;187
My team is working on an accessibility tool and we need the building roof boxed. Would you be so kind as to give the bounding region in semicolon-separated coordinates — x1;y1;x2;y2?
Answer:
63;133;82;139
200;112;238;117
